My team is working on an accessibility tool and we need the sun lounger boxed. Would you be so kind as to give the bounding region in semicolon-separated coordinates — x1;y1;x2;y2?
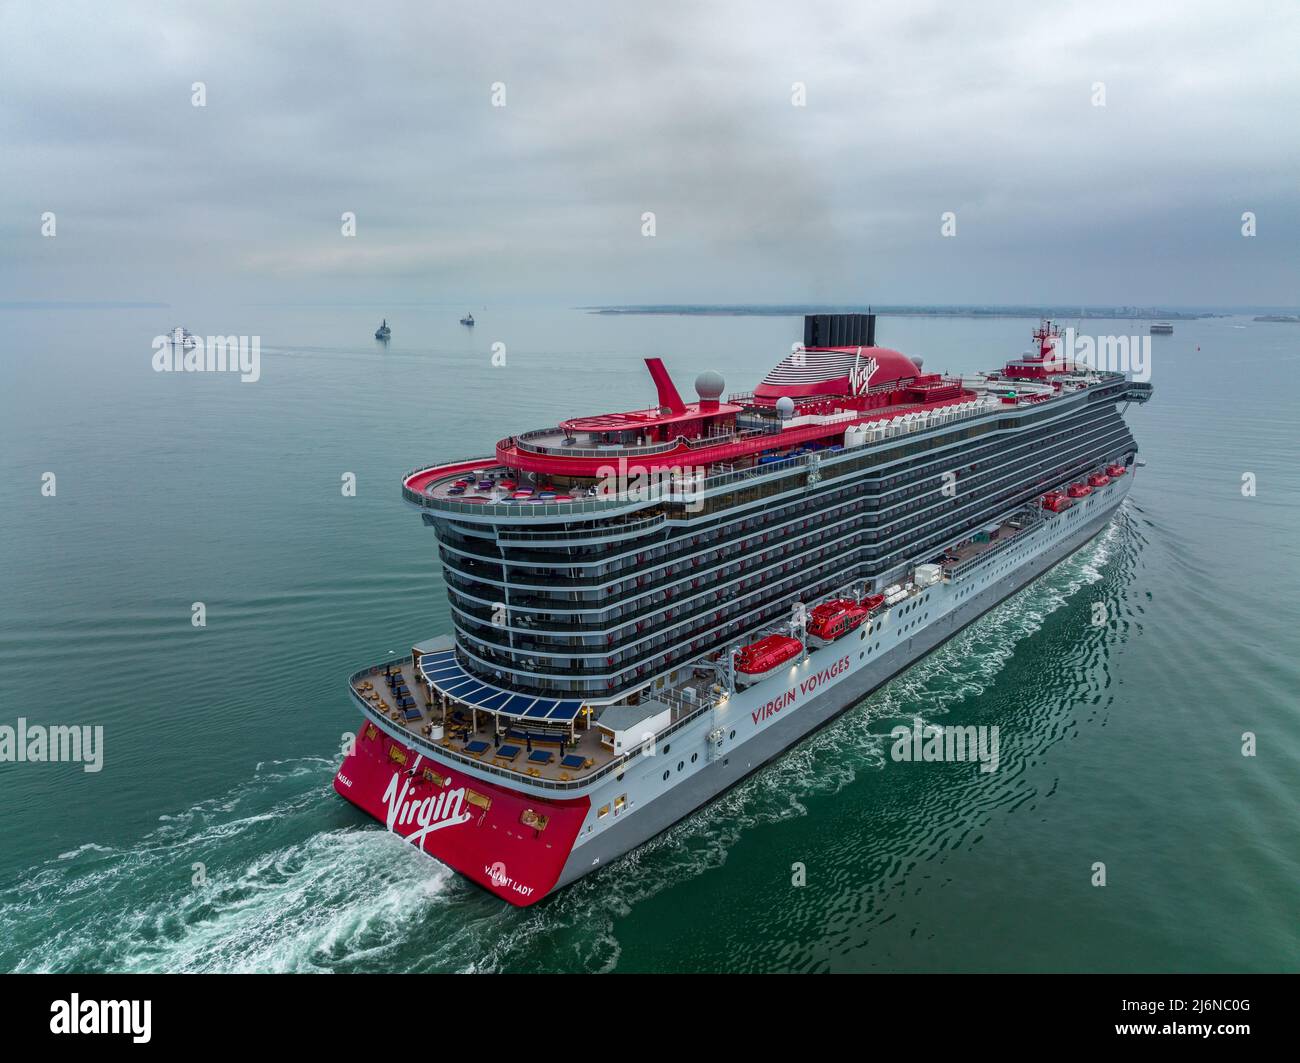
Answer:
527;750;554;765
464;740;490;756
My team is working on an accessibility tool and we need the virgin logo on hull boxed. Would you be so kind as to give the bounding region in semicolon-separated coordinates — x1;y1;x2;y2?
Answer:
382;769;473;850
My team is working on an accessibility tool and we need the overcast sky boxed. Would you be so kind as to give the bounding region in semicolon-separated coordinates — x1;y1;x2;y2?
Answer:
2;0;1297;307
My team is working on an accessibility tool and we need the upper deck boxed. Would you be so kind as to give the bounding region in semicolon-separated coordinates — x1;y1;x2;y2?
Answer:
349;650;724;793
400;315;1150;524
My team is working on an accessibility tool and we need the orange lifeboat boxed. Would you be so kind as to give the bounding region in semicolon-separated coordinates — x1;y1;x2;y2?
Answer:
1087;472;1110;488
1042;490;1073;512
806;599;869;647
734;635;803;686
1067;482;1092;498
1106;464;1127;477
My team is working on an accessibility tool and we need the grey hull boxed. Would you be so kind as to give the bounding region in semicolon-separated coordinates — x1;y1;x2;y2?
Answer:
552;496;1122;893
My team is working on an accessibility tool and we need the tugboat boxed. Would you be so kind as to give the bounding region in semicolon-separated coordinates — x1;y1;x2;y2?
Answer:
1150;322;1174;335
375;319;391;340
170;327;198;351
460;313;475;327
733;634;803;687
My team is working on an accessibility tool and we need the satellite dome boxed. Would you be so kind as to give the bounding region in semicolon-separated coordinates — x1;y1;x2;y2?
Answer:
695;370;725;402
913;356;924;370
775;396;796;419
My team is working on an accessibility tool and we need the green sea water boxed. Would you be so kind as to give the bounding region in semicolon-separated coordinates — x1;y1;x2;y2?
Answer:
0;307;1296;972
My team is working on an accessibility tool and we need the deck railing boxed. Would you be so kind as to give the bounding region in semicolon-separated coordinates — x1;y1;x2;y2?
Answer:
512;429;683;460
402;373;1137;520
348;659;661;793
944;512;1049;582
351;670;728;795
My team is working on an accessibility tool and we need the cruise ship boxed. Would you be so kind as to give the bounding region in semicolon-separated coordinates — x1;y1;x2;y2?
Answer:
334;313;1152;905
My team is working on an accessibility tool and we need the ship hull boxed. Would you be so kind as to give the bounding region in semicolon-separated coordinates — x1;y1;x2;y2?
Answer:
337;481;1131;906
333;730;589;905
552;490;1126;893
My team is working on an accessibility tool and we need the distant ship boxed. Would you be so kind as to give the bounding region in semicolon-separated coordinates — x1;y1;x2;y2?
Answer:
1149;322;1173;334
170;327;198;351
375;319;391;340
336;313;1152;906
460;313;475;327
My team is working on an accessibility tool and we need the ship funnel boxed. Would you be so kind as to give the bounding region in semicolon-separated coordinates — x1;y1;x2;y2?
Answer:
644;357;686;415
803;312;876;348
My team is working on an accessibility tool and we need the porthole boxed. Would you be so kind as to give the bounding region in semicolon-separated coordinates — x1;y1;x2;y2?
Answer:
729;730;736;740
662;770;670;781
662;743;670;755
677;760;684;772
691;752;698;763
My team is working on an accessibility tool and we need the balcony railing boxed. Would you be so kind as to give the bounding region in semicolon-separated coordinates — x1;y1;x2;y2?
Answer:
496;512;667;543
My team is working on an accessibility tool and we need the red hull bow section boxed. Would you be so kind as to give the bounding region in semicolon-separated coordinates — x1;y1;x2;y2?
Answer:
334;723;589;906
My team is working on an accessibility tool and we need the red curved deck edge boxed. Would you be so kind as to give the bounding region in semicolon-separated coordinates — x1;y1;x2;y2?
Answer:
404;458;493;496
495;392;973;479
334;722;589;906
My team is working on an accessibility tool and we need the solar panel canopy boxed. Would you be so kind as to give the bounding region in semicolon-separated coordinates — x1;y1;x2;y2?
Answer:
418;650;583;721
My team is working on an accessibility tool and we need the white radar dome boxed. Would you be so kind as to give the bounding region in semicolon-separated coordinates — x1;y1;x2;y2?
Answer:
695;370;725;402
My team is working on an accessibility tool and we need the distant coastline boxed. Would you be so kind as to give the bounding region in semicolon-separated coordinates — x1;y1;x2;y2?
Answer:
0;300;170;310
585;304;1220;321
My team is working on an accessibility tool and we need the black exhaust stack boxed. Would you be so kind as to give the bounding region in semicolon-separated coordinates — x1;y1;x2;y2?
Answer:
803;312;876;348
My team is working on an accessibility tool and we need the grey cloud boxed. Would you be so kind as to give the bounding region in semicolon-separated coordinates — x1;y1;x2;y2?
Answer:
1;0;1296;305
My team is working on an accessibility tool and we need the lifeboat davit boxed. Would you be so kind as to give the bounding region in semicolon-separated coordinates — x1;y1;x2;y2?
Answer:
806;599;869;647
734;635;803;687
1067;482;1092;498
1087;473;1110;488
1106;464;1127;477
